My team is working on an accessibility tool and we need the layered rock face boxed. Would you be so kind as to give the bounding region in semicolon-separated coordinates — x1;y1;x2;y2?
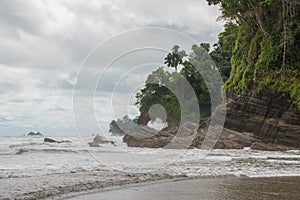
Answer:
123;90;300;150
225;89;300;148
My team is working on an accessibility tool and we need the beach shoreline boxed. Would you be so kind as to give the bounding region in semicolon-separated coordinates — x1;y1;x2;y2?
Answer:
60;175;300;200
1;136;299;199
57;174;238;199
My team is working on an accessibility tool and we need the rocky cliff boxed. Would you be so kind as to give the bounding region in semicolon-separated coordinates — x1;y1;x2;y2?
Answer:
123;0;300;150
224;89;300;148
123;90;300;150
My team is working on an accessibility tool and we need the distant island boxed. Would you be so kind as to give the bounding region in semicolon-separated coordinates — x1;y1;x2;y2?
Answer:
27;131;43;136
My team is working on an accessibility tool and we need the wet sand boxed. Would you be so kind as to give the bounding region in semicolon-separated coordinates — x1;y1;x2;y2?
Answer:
67;176;300;200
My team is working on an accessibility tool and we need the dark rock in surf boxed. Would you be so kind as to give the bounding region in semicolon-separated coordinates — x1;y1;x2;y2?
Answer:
123;90;300;150
43;137;71;143
250;142;277;151
88;135;117;147
16;149;28;155
88;142;101;147
44;137;57;143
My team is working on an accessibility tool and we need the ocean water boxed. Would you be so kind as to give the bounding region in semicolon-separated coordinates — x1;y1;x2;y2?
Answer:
0;135;299;199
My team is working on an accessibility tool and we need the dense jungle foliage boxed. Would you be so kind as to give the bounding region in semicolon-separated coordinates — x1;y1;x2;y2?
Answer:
208;0;300;108
135;37;234;124
121;0;300;128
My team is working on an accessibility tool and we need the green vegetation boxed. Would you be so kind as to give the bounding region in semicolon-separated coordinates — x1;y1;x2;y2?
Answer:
208;0;300;108
132;0;300;129
136;39;232;124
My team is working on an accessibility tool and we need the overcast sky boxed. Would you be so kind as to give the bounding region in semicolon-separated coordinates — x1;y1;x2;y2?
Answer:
0;0;223;136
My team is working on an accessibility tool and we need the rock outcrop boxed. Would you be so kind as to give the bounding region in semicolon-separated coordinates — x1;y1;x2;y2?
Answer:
123;125;260;150
123;89;300;150
225;89;300;148
44;137;71;143
44;138;57;143
88;135;116;147
88;142;101;147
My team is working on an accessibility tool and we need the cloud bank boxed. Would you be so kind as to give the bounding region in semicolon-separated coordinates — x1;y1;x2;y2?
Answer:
0;0;223;135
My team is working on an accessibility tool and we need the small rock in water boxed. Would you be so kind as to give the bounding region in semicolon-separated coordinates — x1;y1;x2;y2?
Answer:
88;134;117;147
250;142;276;151
44;137;71;143
88;142;101;147
16;149;28;155
44;137;57;143
93;135;106;143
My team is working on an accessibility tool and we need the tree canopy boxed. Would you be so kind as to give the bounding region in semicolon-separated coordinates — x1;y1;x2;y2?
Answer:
113;0;300;133
207;0;300;108
136;38;232;126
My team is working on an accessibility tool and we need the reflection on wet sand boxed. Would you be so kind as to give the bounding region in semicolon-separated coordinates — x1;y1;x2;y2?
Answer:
70;176;300;200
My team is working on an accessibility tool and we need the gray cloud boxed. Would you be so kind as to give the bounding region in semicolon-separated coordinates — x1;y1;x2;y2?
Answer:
0;0;223;135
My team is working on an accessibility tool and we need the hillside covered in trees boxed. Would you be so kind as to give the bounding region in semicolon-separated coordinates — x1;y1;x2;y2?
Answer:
135;42;232;126
121;0;300;149
135;0;299;123
208;0;300;107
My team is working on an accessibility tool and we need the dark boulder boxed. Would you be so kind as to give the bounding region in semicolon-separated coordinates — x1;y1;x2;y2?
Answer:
88;135;117;147
44;137;57;143
88;142;101;147
44;137;71;143
93;135;106;143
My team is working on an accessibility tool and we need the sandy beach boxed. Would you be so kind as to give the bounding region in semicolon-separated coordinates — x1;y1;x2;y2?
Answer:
65;176;300;200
